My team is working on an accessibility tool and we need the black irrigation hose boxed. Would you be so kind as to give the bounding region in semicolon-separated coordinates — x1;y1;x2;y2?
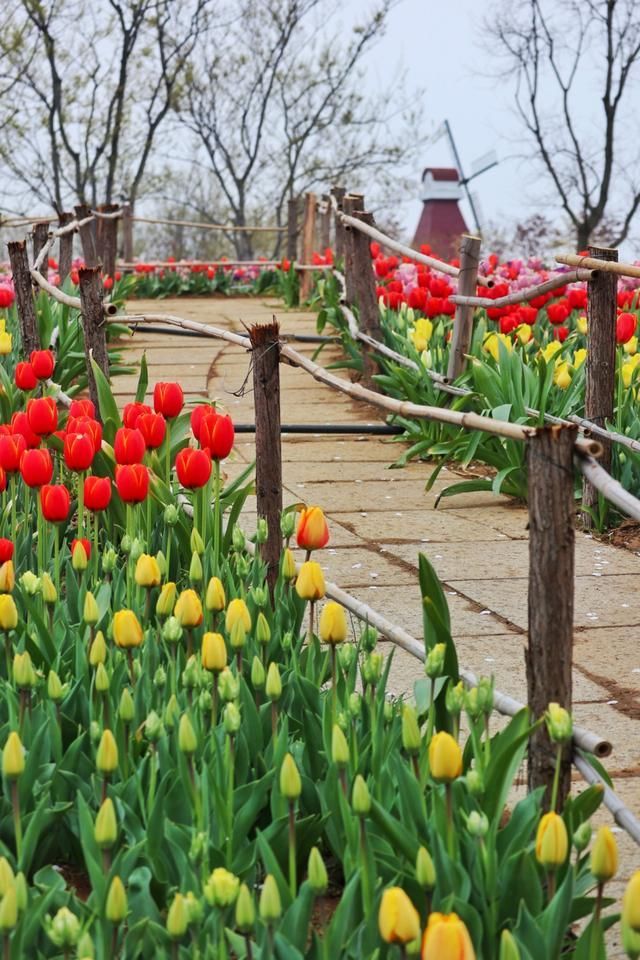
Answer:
234;423;404;435
127;324;338;344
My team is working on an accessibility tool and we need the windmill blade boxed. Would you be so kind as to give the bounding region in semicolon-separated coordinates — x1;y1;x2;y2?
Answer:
471;150;497;176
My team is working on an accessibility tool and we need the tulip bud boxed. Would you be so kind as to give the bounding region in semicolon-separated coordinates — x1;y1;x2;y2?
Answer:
308;847;328;894
47;669;64;702
164;504;179;526
162;616;183;644
280;753;302;800
466;810;489;838
331;724;349;767
153;666;167;689
119;688;135;723
229;620;246;651
121;534;132;555
281;548;297;581
174;589;203;628
251;655;265;690
0;887;17;932
41;573;57;605
13;651;36;689
95;662;110;693
205;577;225;613
235;554;250;577
295;561;326;601
281;630;292;651
348;692;362;717
361;651;383;686
591;826;618;883
0;595;17;631
255;612;271;647
232;526;245;551
255;517;268;544
95;798;118;850
165;694;180;729
76;932;95;959
113;609;144;649
190;527;205;555
319;601;347;645
535;812;569;870
102;548;117;573
624;872;640;932
223;702;241;735
19;571;40;596
445;680;465;715
573;821;592;853
2;731;24;779
360;625;378;651
189;551;203;584
72;540;88;571
167;893;188;939
202;632;227;673
425;642;446;678
198;689;212;713
259;875;282;923
14;873;26;914
622;922;640;959
90;721;101;744
235;883;256;932
416;846;435;890
96;729;118;774
83;591;99;625
0;861;14;898
401;705;421;755
130;538;144;563
46;905;81;948
477;676;494;714
280;511;296;539
378;887;421;945
178;714;198;755
428;732;463;783
156;550;167;577
90;630;107;666
252;584;268;608
546;702;573;745
205;867;240;908
0;562;14;594
464;686;481;720
266;662;282;701
499;929;521;960
338;643;356;671
352;774;371;816
105;876;127;923
145;710;164;742
218;667;240;702
156;582;177;618
183;892;202;925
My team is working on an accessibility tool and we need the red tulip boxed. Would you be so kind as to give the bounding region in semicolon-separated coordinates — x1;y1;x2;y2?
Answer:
190;404;215;441
199;413;235;461
617;312;636;345
71;537;91;559
40;483;71;522
554;325;569;342
64;432;95;472
84;475;112;512
14;362;37;392
66;416;102;455
114;427;146;465
0;467;6;493
115;463;149;503
175;447;211;489
547;301;570;326
69;398;96;419
0;434;26;473
0;286;15;310
27;397;58;436
20;448;53;487
567;287;587;311
154;382;184;419
0;539;13;563
137;413;166;449
122;401;152;429
11;412;40;448
29;350;55;380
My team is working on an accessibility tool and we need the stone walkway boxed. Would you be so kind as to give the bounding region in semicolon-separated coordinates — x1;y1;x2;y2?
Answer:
120;296;640;946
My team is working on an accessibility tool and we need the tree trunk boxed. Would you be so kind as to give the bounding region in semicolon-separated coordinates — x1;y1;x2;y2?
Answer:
75;204;98;267
7;241;40;356
78;267;109;416
57;212;74;283
121;202;134;264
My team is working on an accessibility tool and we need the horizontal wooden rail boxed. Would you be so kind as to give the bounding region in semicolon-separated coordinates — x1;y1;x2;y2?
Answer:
557;252;640;280
450;268;594;308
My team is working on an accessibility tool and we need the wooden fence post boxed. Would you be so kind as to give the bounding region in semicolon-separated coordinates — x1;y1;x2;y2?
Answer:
75;204;98;267
320;193;331;251
447;234;481;381
331;186;346;263
32;221;50;267
249;319;283;597
286;198;298;262
58;212;74;283
342;194;363;308
97;203;120;280
300;192;317;300
78;267;109;416
7;241;40;355
583;245;618;525
526;424;576;808
122;202;134;265
351;211;382;341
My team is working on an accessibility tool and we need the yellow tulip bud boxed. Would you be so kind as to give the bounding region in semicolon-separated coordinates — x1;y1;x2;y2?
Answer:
259;875;281;922
190;528;205;556
90;631;107;666
535;812;568;870
83;591;99;625
573;347;587;368
156;582;177;618
105;876;127;923
178;714;198;755
416;846;436;890
546;702;573;744
428;731;463;783
295;561;325;601
2;731;24;779
499;929;521;960
590;826;618;883
119;688;134;723
251;655;265;689
113;610;143;649
189;551;203;583
318;601;347;644
96;729;118;775
205;867;240;908
229;620;246;650
95;662;110;693
255;612;271;646
308;847;328;893
331;724;349;767
421;912;476;960
166;893;188;939
235;883;255;932
41;572;57;605
266;662;282;701
174;589;203;628
625;335;638;356
0;333;12;356
402;705;421;755
201;632;227;672
72;541;88;571
0;860;14;899
0;887;17;932
134;554;161;588
378;886;421;945
205;576;225;613
622;871;640;932
576;315;588;335
516;323;532;345
225;598;251;635
94;798;118;850
280;753;302;800
281;548;297;581
0;594;17;631
47;669;64;702
12;651;36;689
0;561;15;594
352;774;371;816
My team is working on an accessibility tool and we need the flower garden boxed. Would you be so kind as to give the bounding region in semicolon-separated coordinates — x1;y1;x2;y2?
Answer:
0;211;638;960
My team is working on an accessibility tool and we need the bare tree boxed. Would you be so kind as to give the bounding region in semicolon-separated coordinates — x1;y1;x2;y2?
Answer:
487;0;640;249
0;0;209;211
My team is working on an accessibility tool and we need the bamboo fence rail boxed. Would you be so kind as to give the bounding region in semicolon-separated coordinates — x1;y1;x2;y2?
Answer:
557;253;640;280
450;269;594;308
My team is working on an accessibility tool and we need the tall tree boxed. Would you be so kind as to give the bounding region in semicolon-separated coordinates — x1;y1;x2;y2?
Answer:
487;0;640;249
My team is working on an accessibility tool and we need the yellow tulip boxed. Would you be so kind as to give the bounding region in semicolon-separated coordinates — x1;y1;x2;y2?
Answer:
410;318;433;353
535;812;568;870
2;731;24;779
0;595;17;631
105;876;127;923
113;610;143;649
590;826;618;882
624;335;638;356
0;562;15;594
280;753;302;800
174;589;203;628
201;632;227;672
96;729;118;774
542;340;563;364
483;332;512;363
576;315;588;335
166;893;188;940
296;506;330;551
83;591;99;625
319;601;347;644
378;887;421;944
516;323;532;345
428;731;463;783
205;576;226;612
622;870;640;932
134;554;161;588
225;598;251;635
206;868;240;907
94;798;118;850
156;582;177;618
282;548;297;581
554;362;572;389
573;348;587;368
421;912;476;960
295;561;326;601
71;541;88;571
0;333;12;356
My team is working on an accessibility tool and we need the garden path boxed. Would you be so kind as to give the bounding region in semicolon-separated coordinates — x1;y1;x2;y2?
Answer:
120;296;640;942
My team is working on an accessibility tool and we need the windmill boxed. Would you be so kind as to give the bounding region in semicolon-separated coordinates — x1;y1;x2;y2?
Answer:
443;119;498;235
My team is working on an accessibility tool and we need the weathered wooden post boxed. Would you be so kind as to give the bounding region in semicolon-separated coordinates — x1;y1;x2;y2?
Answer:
32;221;50;268
331;186;346;263
447;234;481;381
249;319;283;597
342;193;363;308
97;203;120;280
583;246;618;525
75;204;98;267
319;193;331;250
58;212;74;283
300;192;317;300
78;267;109;416
351;211;382;341
526;423;576;808
286;197;298;262
122;202;134;265
7;241;40;355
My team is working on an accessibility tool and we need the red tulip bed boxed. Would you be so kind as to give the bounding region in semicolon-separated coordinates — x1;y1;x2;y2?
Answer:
0;275;636;958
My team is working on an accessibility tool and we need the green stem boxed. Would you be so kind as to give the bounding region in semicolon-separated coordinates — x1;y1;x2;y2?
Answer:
358;817;372;914
37;494;43;575
550;742;563;814
147;744;158;815
77;471;85;541
226;734;235;866
54;523;60;596
288;801;297;897
213;458;221;576
445;782;455;859
330;644;337;719
165;420;172;486
10;780;21;863
126;504;133;607
589;883;604;960
10;475;16;542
